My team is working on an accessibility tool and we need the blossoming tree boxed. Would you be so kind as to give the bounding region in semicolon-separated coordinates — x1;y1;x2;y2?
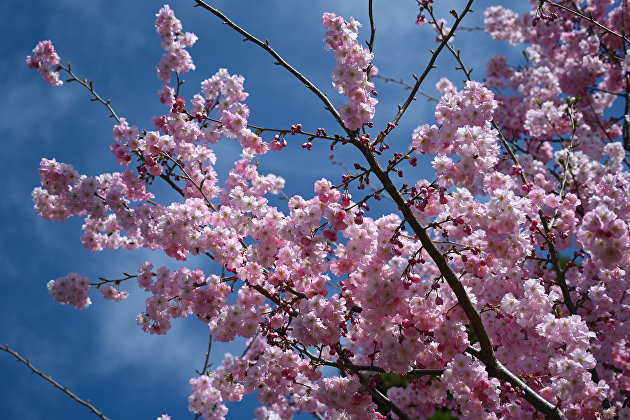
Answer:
12;0;630;418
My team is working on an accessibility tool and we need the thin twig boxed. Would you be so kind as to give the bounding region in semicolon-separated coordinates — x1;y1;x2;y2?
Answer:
1;345;110;420
457;25;485;32
373;74;439;101
197;331;213;376
59;63;121;124
200;114;341;142
240;333;259;359
583;97;630;169
93;272;136;286
367;0;376;54
194;332;213;420
366;0;376;82
624;76;630;152
329;156;394;202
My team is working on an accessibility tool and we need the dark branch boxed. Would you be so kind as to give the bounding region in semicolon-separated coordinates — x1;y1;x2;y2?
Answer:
1;345;110;420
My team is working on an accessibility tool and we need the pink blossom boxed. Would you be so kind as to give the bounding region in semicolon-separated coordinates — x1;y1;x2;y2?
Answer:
323;12;377;131
47;273;91;309
26;40;63;86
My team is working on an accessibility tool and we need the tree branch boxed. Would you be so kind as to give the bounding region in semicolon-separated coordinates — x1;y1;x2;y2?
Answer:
59;63;121;124
197;331;213;376
367;0;376;54
1;345;110;420
366;0;376;82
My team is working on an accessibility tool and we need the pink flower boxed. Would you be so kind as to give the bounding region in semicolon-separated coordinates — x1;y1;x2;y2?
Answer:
323;12;377;130
26;40;63;86
99;284;129;302
47;273;91;309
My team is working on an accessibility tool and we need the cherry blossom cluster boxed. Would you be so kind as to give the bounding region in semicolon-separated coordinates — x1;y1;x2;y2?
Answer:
187;336;326;419
206;71;268;154
47;273;91;309
441;354;501;418
97;284;128;301
578;203;630;268
188;374;229;419
411;81;499;188
155;4;197;83
32;157;153;252
413;0;434;26
323;12;378;130
484;4;616;153
134;263;232;336
26;40;62;86
315;376;376;418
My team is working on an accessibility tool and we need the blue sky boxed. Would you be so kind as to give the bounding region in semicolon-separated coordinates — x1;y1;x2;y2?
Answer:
0;1;530;419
